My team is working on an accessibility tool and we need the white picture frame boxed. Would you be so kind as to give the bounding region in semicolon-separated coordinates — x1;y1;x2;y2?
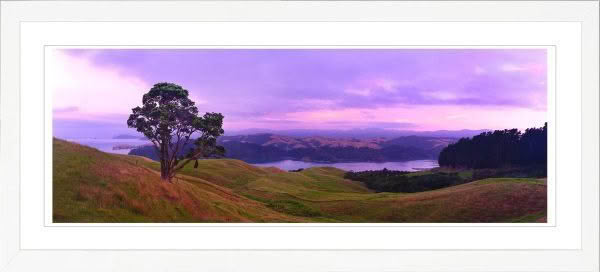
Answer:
1;1;598;271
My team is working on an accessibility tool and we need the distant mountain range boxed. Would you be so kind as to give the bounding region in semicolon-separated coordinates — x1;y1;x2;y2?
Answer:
116;128;487;141
224;128;489;139
113;134;146;140
129;133;457;163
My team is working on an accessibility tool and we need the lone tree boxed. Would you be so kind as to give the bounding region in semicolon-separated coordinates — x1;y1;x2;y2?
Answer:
127;82;225;182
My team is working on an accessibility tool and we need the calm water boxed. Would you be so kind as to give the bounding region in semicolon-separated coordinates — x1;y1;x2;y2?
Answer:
252;160;439;172
67;138;151;155
66;139;439;171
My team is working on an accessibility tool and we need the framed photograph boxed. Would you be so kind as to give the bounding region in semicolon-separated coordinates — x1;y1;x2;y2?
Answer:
1;1;598;271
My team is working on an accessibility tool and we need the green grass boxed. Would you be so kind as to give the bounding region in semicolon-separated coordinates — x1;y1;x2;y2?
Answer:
508;210;547;223
53;138;548;223
477;178;547;185
266;200;322;217
458;169;474;180
405;168;473;181
53;138;306;223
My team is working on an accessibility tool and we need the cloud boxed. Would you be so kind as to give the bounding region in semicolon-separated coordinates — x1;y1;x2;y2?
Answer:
500;63;526;72
53;106;79;114
423;91;461;101
52;48;547;133
322;120;416;129
474;66;486;75
345;88;372;97
48;49;151;121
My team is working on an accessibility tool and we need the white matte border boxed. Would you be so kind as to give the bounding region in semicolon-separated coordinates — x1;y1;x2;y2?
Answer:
21;21;576;250
1;1;597;272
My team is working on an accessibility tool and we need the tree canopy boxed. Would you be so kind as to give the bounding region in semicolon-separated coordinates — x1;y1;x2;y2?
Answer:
127;82;225;181
438;123;547;169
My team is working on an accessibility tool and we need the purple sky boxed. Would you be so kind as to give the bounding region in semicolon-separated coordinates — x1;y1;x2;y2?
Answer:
49;48;547;138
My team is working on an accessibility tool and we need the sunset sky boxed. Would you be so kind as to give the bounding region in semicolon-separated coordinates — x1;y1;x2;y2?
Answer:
49;48;547;138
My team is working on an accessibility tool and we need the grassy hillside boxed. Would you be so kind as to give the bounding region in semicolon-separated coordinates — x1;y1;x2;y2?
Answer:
53;139;305;222
53;138;547;223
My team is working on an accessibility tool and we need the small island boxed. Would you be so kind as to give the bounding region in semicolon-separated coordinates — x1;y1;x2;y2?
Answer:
112;144;140;150
112;134;141;140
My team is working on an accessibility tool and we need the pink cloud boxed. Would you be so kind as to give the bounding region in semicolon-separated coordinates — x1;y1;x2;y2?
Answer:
47;49;151;120
279;105;546;131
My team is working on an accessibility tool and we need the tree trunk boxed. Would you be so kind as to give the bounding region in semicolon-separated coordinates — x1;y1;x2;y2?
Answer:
159;141;172;182
160;163;171;181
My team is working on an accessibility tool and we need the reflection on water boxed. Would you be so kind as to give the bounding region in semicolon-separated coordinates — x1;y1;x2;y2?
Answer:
252;160;439;172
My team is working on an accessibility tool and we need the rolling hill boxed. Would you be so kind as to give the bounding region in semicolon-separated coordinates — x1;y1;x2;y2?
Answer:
54;138;547;223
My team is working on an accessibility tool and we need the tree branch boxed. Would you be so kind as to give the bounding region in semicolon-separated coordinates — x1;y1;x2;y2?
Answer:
172;147;205;172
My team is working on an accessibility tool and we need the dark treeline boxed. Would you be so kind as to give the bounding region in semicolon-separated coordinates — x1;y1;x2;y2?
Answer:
344;169;462;193
344;166;545;193
438;123;547;169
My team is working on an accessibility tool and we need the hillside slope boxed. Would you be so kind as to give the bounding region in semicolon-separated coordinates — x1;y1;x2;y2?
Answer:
54;138;547;223
53;138;306;222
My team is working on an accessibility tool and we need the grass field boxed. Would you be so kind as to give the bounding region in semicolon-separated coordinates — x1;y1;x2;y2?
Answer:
53;138;547;223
